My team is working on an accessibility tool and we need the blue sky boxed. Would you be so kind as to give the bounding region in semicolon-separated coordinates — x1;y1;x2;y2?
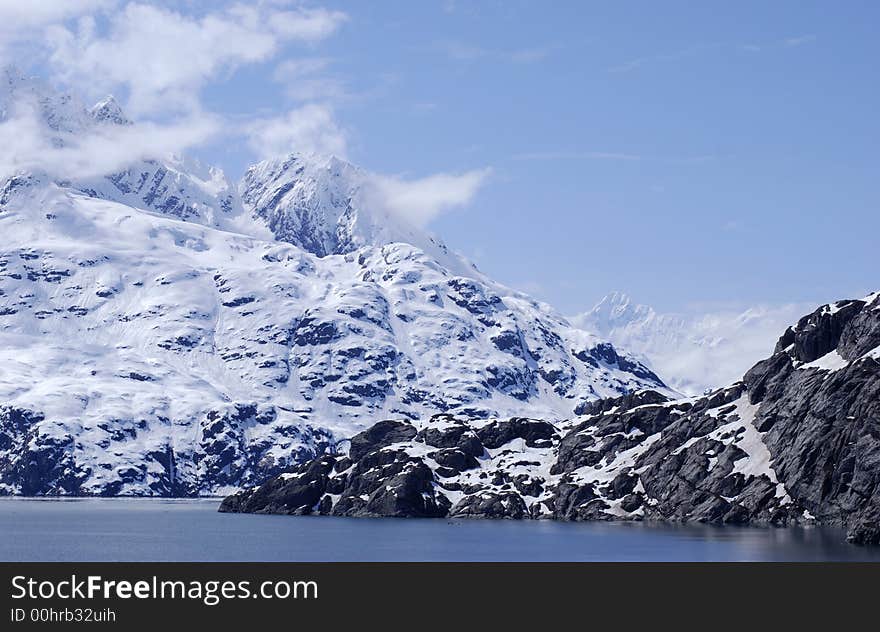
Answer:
5;1;879;314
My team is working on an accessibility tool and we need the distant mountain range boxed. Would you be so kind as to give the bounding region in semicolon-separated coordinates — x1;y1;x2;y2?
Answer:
572;292;809;395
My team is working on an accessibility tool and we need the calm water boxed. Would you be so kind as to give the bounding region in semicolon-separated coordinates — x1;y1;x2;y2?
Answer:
1;498;878;562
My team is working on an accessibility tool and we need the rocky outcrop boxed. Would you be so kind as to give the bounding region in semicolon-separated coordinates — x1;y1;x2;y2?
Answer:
222;294;880;544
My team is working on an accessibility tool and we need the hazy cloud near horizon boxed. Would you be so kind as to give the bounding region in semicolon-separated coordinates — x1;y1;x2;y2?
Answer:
571;295;811;395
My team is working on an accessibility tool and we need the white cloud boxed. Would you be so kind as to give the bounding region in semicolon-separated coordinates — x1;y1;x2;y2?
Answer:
607;45;714;73
722;220;742;232
273;58;335;79
1;1;490;231
269;5;348;41
614;37;816;72
242;105;492;229
572;296;811;395
0;0;111;31
364;168;492;227
245;104;348;158
0;99;220;180
45;2;348;115
0;0;113;64
1;1;352;180
242;100;492;226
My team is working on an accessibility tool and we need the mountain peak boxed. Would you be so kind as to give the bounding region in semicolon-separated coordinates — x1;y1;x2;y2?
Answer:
89;95;131;126
240;152;364;257
239;152;461;271
595;291;633;311
572;292;815;396
584;291;655;329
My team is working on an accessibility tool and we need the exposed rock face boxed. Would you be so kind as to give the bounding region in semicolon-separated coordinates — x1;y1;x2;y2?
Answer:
222;294;880;544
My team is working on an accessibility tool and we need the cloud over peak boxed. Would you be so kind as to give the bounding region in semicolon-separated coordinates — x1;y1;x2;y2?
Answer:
364;168;493;228
1;2;491;230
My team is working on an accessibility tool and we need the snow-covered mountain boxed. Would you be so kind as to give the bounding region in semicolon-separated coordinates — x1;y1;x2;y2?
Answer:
572;292;808;395
0;73;668;496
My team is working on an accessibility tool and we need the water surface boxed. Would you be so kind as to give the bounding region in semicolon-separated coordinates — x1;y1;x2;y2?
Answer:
1;498;877;562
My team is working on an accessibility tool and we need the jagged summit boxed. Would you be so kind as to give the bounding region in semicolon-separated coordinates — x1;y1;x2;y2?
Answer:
88;95;131;126
580;291;661;332
241;153;366;257
240;152;464;272
2;76;461;269
2;67;129;130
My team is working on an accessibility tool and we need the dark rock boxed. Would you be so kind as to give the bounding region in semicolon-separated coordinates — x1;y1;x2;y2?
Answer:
450;491;527;519
429;449;479;472
512;474;544;497
774;300;864;363
416;418;484;457
838;296;880;360
575;389;671;418
476;418;558;449
292;316;340;346
219;456;336;514
620;494;643;513
551;431;601;474
847;513;880;545
361;461;449;518
348;420;417;461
